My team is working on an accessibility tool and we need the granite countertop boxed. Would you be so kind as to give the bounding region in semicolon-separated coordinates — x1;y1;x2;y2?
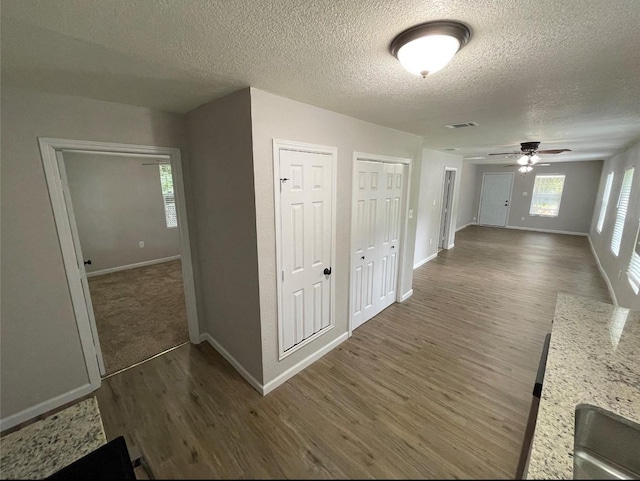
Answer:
526;293;640;479
0;397;107;479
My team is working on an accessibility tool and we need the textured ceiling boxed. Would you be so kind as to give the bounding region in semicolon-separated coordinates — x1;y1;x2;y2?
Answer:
2;0;640;163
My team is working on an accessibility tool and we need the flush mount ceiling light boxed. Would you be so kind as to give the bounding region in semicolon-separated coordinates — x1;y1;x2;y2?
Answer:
390;20;471;78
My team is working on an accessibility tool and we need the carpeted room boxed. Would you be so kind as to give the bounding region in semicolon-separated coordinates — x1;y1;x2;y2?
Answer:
63;150;189;376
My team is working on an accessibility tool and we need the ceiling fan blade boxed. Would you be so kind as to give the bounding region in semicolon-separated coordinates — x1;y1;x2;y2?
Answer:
489;152;519;156
536;149;572;154
537;163;551;166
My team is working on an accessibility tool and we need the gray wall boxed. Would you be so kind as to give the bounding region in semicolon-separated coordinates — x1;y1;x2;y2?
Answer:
64;152;181;273
186;89;264;383
457;161;479;228
470;161;603;233
250;88;423;385
0;87;189;421
414;148;463;267
589;140;640;309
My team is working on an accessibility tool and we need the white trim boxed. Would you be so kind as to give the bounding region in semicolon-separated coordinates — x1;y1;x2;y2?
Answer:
456;222;477;232
505;225;588;236
587;236;619;306
414;252;438;269
437;167;458;249
262;332;349;395
399;289;413;302
38;138;201;393
447;243;455;249
86;255;181;277
199;333;264;394
0;384;93;432
349;152;413;336
477;172;514;227
272;140;338;361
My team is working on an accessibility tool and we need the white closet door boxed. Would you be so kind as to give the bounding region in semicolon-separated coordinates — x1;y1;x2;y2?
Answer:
279;149;333;352
351;161;404;330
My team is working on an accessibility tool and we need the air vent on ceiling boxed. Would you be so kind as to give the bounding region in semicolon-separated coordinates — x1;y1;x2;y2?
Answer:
443;148;460;151
443;122;479;129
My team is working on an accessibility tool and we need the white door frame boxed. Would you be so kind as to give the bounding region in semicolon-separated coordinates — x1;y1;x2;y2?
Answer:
477;172;515;227
39;137;200;390
272;139;338;360
349;152;412;337
438;167;458;249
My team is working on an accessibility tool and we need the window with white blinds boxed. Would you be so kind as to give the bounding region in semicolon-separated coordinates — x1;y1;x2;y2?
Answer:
159;164;178;228
596;172;614;233
529;174;565;217
611;167;634;256
628;223;640;294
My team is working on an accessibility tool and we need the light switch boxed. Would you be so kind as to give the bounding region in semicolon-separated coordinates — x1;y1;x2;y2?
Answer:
408;209;414;219
139;241;145;248
433;199;436;206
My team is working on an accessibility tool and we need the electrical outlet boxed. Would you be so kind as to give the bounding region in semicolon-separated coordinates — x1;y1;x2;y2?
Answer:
429;238;433;245
432;199;436;206
521;217;525;221
523;192;528;196
139;241;144;248
473;216;476;221
408;209;414;219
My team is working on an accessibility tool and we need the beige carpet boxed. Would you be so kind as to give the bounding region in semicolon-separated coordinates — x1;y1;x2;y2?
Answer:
88;259;188;375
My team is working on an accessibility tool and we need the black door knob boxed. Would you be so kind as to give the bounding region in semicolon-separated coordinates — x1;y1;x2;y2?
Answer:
324;267;332;275
84;260;92;265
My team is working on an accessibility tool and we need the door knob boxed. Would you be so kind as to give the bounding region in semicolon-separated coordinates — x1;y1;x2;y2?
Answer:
324;267;332;275
84;260;92;265
361;256;365;260
391;246;395;249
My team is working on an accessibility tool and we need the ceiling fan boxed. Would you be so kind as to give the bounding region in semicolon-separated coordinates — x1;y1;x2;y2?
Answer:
489;141;571;173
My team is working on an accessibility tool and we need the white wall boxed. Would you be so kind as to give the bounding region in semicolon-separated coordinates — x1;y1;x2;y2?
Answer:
64;152;181;273
250;88;423;386
470;161;603;234
413;149;463;267
457;161;479;228
0;87;189;423
186;88;264;383
589;140;640;309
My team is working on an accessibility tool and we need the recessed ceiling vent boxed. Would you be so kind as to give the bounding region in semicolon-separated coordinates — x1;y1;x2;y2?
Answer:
443;122;479;129
443;148;459;151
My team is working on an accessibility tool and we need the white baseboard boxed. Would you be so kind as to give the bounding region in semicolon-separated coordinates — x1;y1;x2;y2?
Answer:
400;289;413;302
199;333;264;394
262;332;349;395
505;226;588;236
455;222;476;232
587;235;618;306
0;383;93;432
86;255;181;277
413;252;438;269
446;243;455;249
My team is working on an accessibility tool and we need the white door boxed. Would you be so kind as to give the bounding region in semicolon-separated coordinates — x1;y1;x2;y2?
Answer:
439;170;455;248
478;173;513;227
56;152;106;375
278;149;333;354
351;160;405;330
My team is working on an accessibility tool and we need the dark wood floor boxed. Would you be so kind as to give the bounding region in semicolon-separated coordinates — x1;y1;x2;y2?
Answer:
96;226;610;479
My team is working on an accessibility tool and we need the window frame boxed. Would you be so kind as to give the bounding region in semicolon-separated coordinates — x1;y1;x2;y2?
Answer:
610;166;634;257
159;163;178;229
529;174;566;218
596;171;614;234
628;221;640;295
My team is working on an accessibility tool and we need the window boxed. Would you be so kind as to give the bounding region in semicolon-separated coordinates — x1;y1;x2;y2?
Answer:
611;167;634;256
628;222;640;294
159;164;177;228
596;172;614;233
529;175;566;217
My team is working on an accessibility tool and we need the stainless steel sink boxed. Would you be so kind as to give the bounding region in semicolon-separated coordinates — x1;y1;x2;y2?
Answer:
574;404;640;479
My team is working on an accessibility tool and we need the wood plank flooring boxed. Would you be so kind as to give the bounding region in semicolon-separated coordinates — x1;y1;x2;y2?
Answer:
96;226;610;479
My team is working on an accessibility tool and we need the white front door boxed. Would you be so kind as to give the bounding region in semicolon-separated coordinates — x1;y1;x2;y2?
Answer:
278;148;333;354
351;160;405;330
478;173;513;227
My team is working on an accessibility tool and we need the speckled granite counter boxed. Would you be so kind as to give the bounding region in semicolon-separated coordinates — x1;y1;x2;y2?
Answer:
0;397;106;479
526;293;640;479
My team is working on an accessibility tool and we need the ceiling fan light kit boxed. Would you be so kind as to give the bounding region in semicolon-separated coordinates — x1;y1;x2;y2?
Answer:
489;141;572;174
390;20;471;77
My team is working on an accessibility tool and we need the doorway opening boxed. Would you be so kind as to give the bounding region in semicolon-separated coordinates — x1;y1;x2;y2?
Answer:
39;138;199;389
439;168;457;250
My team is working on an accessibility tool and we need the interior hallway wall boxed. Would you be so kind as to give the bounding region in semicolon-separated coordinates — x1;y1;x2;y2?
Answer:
413;148;463;267
589;140;640;309
0;87;190;425
64;152;181;274
250;88;423;386
456;161;479;229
